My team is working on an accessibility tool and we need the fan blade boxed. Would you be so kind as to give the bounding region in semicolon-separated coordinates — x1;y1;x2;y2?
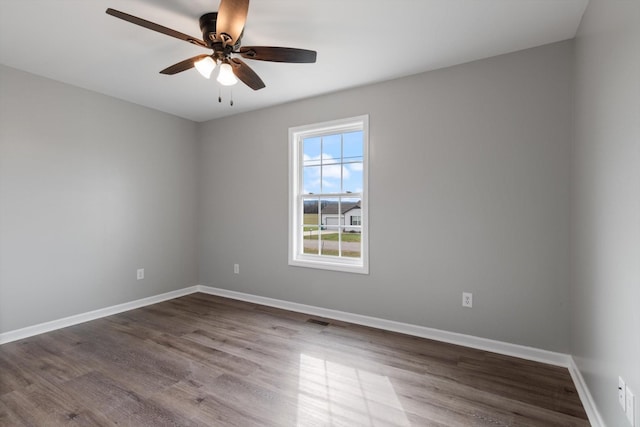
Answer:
230;58;265;90
239;47;317;63
106;8;207;48
216;0;249;46
160;55;210;75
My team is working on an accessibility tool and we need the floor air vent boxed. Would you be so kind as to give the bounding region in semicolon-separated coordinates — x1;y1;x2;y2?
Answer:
306;318;330;326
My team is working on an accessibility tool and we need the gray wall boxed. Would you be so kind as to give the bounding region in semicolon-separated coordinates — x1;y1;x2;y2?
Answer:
571;0;640;425
199;41;573;352
0;65;199;333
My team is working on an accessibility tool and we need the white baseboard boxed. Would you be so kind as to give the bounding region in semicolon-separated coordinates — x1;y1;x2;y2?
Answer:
197;285;571;368
0;283;573;368
568;356;606;427
0;286;199;345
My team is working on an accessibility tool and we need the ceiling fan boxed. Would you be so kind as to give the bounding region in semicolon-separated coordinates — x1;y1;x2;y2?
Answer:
106;0;317;92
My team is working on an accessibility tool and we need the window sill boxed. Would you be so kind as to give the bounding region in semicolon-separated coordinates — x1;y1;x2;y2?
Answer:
289;255;369;275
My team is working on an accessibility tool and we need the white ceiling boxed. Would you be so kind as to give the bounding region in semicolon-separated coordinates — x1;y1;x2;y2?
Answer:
0;0;587;122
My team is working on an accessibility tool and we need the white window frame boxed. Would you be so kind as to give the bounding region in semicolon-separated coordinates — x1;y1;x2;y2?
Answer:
288;115;369;274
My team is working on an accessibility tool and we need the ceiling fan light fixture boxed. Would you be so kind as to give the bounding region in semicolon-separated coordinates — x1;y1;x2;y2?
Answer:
106;1;316;93
217;63;238;86
194;56;216;79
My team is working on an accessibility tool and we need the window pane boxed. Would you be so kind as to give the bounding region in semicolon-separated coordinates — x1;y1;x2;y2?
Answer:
321;135;342;193
342;199;361;226
321;163;342;193
340;230;361;258
320;198;340;256
303;226;320;255
344;131;363;194
343;131;363;161
320;226;339;257
303;137;321;195
303;166;321;194
322;134;341;159
344;162;363;193
303;198;320;227
303;137;321;161
342;196;362;258
320;198;340;228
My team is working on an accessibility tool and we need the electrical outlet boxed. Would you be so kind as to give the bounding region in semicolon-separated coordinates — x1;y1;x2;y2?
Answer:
462;292;473;308
137;268;144;280
620;377;627;410
626;386;635;426
234;264;239;274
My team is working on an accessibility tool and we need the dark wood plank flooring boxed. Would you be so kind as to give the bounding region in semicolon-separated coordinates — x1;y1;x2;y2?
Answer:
0;293;589;426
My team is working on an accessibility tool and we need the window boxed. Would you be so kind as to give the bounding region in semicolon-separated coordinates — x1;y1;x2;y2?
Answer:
289;115;369;274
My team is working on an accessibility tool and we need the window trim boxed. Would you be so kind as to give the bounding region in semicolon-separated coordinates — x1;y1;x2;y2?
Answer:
288;115;369;274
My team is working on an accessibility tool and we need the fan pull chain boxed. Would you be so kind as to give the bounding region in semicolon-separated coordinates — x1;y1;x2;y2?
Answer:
216;87;234;106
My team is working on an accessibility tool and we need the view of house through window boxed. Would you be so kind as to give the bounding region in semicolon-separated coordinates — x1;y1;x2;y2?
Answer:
303;198;362;257
289;115;369;274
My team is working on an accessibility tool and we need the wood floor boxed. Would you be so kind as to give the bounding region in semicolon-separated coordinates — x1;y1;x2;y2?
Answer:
0;293;589;426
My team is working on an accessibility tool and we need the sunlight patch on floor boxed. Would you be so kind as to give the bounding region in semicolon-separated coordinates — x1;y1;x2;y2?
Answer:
296;353;411;426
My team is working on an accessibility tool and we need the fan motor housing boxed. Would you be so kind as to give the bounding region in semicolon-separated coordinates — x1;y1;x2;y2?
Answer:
199;12;242;50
